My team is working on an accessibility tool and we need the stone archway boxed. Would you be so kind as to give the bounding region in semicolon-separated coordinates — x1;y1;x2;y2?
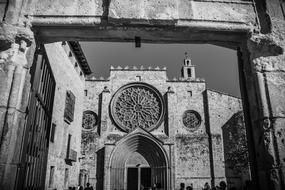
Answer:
1;1;285;190
108;133;169;190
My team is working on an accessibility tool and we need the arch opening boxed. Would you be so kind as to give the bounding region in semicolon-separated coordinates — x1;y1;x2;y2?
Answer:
110;134;168;190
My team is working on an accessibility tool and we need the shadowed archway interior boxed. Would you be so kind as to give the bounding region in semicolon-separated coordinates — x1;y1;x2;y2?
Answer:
110;134;168;190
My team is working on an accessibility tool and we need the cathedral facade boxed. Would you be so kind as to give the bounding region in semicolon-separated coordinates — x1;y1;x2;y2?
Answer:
80;57;248;190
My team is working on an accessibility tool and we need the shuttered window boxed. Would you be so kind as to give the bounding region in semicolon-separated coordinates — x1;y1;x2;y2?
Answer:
64;90;75;123
49;166;55;187
66;134;71;158
50;123;56;142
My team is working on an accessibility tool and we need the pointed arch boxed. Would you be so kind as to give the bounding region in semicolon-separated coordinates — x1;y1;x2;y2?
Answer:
108;131;169;190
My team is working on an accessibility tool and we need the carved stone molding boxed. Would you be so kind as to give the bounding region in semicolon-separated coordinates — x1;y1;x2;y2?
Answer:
111;82;164;132
0;24;34;51
0;41;29;69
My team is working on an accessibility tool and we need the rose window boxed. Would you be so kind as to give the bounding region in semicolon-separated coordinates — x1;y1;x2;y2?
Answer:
111;83;164;132
82;111;98;130
182;110;201;130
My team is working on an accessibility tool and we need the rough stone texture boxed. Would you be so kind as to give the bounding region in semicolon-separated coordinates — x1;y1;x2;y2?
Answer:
222;111;250;189
30;0;257;27
175;135;211;187
26;0;257;43
81;64;245;190
0;23;34;51
33;0;103;16
207;90;245;185
44;42;85;190
0;40;34;190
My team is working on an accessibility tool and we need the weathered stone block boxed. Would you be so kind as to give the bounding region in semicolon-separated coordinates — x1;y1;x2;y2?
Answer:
34;0;103;16
192;1;256;24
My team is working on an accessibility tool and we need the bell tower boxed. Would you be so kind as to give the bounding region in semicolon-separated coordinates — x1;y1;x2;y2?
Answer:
181;52;195;79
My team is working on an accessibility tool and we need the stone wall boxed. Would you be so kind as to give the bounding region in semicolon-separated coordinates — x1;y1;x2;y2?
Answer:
222;111;250;190
207;90;246;187
81;79;108;186
168;80;208;189
44;42;85;190
82;68;245;190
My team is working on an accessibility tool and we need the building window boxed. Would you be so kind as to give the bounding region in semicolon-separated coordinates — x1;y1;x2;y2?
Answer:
49;166;55;187
135;36;141;47
65;134;77;164
188;90;192;97
84;90;88;96
50;123;56;142
64;168;69;187
187;68;191;77
66;134;71;158
64;90;75;123
136;76;141;81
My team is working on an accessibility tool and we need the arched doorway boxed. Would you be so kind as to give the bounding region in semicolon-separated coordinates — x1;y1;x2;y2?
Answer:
109;133;169;190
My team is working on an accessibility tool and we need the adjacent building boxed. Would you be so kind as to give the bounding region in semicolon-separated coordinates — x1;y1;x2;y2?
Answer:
44;42;91;190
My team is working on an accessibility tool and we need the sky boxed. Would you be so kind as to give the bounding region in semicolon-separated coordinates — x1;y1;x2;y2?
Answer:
80;42;241;97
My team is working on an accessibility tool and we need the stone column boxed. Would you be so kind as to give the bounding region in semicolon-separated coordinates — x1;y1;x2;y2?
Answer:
165;88;176;190
99;86;111;135
166;86;176;137
242;19;285;190
0;36;35;189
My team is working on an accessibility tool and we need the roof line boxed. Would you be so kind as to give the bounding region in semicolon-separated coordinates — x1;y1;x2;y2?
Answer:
206;88;241;99
68;41;92;75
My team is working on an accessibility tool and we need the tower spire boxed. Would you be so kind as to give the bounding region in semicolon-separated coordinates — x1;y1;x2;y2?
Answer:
181;52;195;79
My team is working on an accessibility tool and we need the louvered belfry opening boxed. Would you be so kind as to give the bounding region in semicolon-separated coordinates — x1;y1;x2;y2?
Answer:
110;134;168;190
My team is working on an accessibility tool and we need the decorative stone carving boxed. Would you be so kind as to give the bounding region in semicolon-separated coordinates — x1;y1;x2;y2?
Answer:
182;110;201;130
0;41;29;69
82;111;98;130
111;83;164;132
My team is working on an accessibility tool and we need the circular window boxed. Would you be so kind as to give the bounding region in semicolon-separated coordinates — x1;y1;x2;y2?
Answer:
182;110;201;130
111;83;164;132
82;111;98;130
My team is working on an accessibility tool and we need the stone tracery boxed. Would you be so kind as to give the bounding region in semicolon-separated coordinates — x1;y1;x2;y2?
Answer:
182;110;201;130
82;111;98;130
111;83;164;132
